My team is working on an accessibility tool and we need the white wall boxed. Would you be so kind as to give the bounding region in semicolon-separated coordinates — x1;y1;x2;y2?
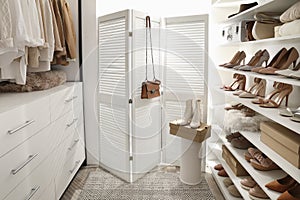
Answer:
96;0;211;17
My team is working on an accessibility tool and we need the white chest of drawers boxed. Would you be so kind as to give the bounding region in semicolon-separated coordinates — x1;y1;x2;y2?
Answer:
0;82;85;200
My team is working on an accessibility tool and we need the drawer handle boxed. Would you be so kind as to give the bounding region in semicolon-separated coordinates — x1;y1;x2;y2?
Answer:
65;96;78;103
25;186;40;200
68;139;80;151
11;153;38;175
7;120;35;135
69;160;81;174
67;118;78;128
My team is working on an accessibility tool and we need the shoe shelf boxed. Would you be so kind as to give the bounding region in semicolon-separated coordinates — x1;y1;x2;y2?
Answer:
208;158;247;200
211;132;287;200
217;67;300;87
219;34;300;47
222;0;299;24
240;130;300;183
216;88;300;135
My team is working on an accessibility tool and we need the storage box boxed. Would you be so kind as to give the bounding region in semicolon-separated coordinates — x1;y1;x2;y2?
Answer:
260;122;300;155
261;132;300;168
221;21;248;43
222;145;249;176
169;121;211;143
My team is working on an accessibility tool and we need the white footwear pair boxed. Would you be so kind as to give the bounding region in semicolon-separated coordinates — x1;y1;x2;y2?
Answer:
176;99;202;129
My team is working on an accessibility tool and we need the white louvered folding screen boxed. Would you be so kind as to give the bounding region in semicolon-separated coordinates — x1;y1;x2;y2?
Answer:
98;10;130;182
162;15;208;164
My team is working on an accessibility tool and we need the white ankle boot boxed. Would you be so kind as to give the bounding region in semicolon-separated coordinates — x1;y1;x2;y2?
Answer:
177;99;193;126
190;99;202;129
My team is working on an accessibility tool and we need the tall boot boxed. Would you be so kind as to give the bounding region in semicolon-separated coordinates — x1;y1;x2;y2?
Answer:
177;99;193;126
190;99;202;129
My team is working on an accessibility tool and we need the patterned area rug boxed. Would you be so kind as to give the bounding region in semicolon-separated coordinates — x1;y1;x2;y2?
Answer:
76;168;215;200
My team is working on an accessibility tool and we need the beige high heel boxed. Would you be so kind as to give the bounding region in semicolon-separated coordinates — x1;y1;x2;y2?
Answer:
251;82;285;104
258;47;299;75
224;74;246;91
239;78;266;98
239;49;270;71
223;51;246;68
259;84;293;108
252;48;287;73
219;51;241;67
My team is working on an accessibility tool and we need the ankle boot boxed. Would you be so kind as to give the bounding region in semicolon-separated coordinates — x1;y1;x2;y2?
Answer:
190;99;202;129
177;99;193;126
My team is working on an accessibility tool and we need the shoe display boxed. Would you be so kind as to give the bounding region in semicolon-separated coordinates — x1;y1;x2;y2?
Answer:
265;175;297;193
239;50;270;71
223;51;247;68
241;177;257;190
231;136;253;149
233;50;262;70
228;185;242;198
277;183;300;200
190;99;201;129
259;84;293;108
239;78;266;98
219;51;242;67
249;185;270;200
258;47;299;75
214;163;223;171
223;74;246;91
218;169;229;177
223;178;233;187
225;132;241;142
252;48;288;73
251;82;286;104
176;99;193;126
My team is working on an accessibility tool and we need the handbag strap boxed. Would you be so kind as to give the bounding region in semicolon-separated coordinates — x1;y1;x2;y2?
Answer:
145;16;156;81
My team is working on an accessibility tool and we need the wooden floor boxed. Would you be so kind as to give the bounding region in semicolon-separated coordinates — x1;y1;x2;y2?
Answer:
61;165;225;200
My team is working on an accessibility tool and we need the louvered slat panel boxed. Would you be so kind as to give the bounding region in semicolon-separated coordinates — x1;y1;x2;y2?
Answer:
99;17;126;97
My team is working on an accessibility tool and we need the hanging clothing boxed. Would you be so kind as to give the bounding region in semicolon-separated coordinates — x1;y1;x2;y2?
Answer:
28;0;55;72
0;0;18;66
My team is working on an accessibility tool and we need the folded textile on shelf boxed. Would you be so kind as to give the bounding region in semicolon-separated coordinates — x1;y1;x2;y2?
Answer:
280;1;300;23
279;19;300;37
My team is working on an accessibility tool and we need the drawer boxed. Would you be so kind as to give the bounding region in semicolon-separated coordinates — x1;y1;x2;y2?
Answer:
55;141;85;199
52;124;85;178
0;97;50;158
50;83;83;122
3;155;54;200
37;181;55;200
0;125;56;200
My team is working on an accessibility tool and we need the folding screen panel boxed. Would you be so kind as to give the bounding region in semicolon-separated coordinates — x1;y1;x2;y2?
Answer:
98;10;131;181
162;15;209;164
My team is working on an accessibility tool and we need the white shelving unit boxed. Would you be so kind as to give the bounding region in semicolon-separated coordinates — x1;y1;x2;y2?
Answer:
209;0;300;199
208;143;251;200
212;125;287;200
216;88;300;135
222;0;299;24
240;131;300;183
208;159;244;200
218;67;300;87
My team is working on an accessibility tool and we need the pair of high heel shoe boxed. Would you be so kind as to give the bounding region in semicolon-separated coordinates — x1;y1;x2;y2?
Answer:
234;49;270;71
219;51;246;68
222;73;246;91
175;99;202;129
251;82;293;108
252;47;299;75
234;78;266;98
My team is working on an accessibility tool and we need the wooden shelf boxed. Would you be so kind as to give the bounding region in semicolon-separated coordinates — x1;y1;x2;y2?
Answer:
216;88;300;135
222;0;299;24
208;160;244;200
217;67;300;87
240;131;300;183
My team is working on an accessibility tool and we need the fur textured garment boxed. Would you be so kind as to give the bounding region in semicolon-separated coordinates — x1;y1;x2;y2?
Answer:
0;70;67;92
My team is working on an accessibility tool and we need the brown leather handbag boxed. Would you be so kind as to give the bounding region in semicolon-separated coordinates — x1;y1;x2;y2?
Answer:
141;16;161;99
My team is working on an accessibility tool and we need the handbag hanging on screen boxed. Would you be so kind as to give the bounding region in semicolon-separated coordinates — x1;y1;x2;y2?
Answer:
141;16;161;99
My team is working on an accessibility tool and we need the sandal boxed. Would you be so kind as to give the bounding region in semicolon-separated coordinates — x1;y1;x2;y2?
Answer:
259;84;293;108
251;82;285;104
239;78;266;98
291;112;300;123
224;74;246;91
279;107;300;117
